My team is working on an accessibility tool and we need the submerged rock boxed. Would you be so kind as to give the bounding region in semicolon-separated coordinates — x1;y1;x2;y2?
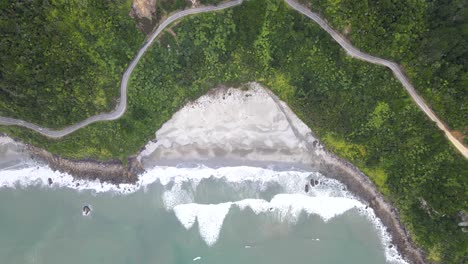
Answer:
82;205;91;216
47;178;53;185
305;183;310;193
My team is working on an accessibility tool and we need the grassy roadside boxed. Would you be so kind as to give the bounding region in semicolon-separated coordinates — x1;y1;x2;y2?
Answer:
1;0;466;262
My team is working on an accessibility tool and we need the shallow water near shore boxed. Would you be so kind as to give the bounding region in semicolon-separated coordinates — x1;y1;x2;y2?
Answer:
0;160;407;264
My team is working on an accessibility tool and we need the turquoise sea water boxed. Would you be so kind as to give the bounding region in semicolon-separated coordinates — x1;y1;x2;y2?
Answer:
0;138;405;264
0;166;401;264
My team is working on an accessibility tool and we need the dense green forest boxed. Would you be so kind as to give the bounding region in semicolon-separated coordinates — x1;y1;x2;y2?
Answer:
0;0;466;262
0;0;143;128
299;0;467;140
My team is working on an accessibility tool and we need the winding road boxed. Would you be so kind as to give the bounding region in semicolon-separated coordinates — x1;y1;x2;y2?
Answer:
0;0;243;138
1;0;466;158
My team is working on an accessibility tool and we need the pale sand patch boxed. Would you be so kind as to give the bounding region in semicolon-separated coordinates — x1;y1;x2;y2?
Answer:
138;82;324;168
0;135;30;170
130;0;157;19
137;82;422;262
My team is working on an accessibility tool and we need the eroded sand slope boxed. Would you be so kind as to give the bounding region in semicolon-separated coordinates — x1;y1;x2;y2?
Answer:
139;82;323;167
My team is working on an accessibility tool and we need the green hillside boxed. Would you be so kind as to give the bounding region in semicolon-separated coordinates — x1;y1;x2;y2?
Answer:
1;0;466;262
0;0;143;128
300;0;467;138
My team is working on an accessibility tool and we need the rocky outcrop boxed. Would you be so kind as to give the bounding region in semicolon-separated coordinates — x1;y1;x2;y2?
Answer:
82;205;91;216
315;149;426;264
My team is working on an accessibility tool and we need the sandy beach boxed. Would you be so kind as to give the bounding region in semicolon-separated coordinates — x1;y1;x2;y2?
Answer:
0;82;425;263
134;82;425;263
138;83;322;168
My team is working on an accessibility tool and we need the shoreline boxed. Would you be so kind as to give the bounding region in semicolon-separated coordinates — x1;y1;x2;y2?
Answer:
0;84;426;263
314;148;426;264
26;143;143;185
0;134;425;264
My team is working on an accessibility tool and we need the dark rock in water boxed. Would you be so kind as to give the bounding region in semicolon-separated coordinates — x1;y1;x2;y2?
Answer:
305;184;310;193
82;205;91;216
310;179;320;187
269;207;274;212
47;178;53;185
388;245;393;249
76;183;80;187
365;206;368;209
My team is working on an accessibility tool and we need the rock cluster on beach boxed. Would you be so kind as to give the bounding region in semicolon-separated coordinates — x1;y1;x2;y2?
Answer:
26;144;143;185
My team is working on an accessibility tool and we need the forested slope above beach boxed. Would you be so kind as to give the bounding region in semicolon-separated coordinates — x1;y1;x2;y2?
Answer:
0;0;143;128
299;0;467;140
0;0;467;262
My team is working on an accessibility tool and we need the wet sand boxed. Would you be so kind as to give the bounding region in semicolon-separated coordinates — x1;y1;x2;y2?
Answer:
0;82;425;263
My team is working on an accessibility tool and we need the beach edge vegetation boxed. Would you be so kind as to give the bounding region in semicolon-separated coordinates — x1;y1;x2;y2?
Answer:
0;0;466;262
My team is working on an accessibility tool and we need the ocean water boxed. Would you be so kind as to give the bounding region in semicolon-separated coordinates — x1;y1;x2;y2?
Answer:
0;159;408;264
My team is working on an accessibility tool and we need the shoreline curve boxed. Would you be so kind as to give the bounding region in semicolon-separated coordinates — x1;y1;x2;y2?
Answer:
0;0;465;159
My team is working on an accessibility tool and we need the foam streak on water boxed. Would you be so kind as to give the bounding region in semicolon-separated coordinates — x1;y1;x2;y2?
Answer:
0;163;407;263
172;194;363;246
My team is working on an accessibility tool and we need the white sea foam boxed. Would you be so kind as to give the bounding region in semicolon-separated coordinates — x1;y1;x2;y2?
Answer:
356;207;409;264
173;194;363;246
198;203;232;246
0;163;138;194
174;202;232;246
172;194;407;264
173;203;199;229
140;166;407;263
0;163;407;263
138;165;352;209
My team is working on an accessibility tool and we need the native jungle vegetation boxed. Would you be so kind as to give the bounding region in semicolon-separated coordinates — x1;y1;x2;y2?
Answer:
300;0;467;140
0;0;143;128
0;0;466;262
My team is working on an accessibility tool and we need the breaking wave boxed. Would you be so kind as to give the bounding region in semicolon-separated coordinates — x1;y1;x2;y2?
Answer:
0;160;406;263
